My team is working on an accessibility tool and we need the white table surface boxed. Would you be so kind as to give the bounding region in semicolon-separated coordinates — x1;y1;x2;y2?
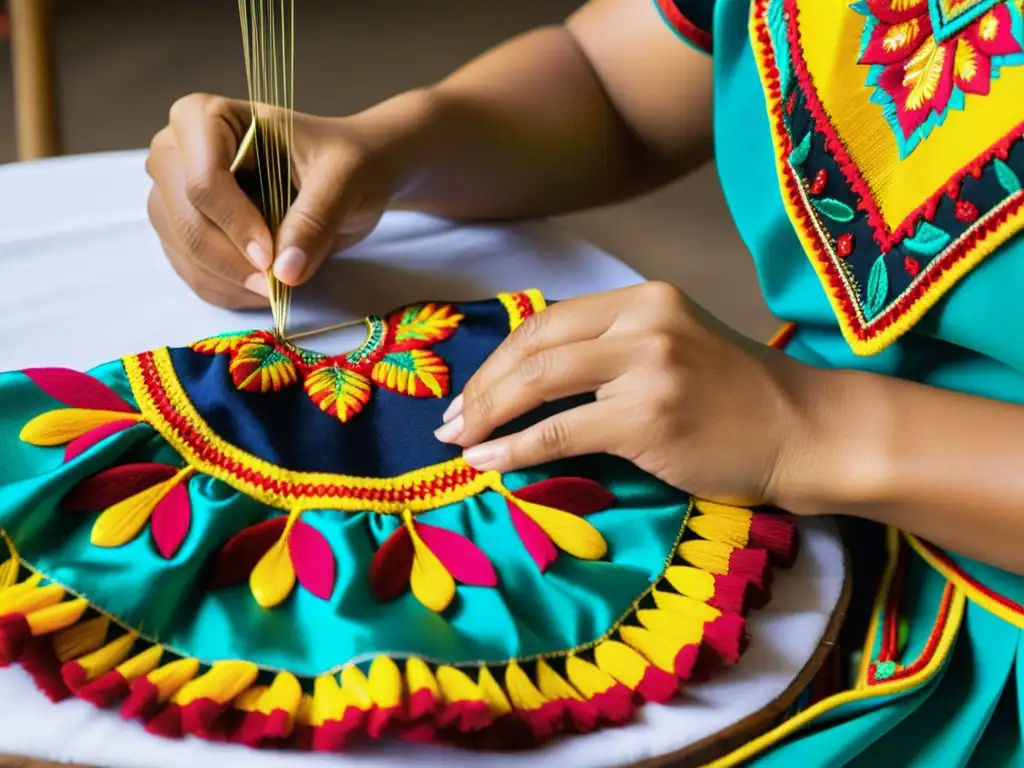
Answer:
0;151;845;767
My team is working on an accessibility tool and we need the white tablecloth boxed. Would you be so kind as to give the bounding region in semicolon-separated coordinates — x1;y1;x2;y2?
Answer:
0;151;845;767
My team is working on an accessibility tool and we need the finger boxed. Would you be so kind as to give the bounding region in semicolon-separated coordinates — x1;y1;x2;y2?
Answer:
168;94;273;270
273;158;353;286
456;293;627;416
461;400;622;473
438;337;633;448
149;187;269;309
150;146;267;288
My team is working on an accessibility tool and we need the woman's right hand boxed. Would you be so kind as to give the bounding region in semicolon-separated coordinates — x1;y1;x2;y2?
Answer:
145;93;413;309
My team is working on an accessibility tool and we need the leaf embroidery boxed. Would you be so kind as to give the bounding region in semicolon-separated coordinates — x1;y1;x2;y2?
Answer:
250;535;296;609
902;37;946;111
407;521;456;613
389;304;463;348
508;501;559;573
513;478;615;515
150;483;192;559
229;338;299;392
288;520;337;601
304;365;372;422
904;220;951;256
207;517;288;590
63;463;180;512
90;470;191;549
370;525;415;601
22;368;136;413
372;350;449;398
810;197;856;222
788;131;812;167
64;420;140;463
414;523;497;587
994;158;1022;195
190;331;257;356
863;255;890;320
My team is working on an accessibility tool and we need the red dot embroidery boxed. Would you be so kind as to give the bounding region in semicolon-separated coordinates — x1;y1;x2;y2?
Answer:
955;200;979;223
810;169;828;196
904;256;921;277
836;233;855;258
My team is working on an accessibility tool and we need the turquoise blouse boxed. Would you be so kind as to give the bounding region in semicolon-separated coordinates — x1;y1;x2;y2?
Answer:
658;0;1024;764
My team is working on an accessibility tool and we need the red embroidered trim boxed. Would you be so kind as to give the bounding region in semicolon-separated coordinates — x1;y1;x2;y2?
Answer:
867;582;954;685
917;539;1024;616
135;351;480;504
755;0;1024;344
781;0;1024;248
657;0;712;53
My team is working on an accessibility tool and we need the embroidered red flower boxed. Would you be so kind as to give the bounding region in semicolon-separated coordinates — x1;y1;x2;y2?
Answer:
905;255;922;276
857;1;1024;144
810;169;828;195
191;303;463;422
836;233;856;258
955;198;980;221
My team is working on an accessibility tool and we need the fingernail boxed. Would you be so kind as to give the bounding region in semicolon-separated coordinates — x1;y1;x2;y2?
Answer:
244;273;269;297
274;246;307;284
464;443;501;470
246;241;272;271
434;415;464;444
443;394;464;423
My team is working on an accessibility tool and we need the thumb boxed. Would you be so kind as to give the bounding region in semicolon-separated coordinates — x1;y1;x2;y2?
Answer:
272;162;352;286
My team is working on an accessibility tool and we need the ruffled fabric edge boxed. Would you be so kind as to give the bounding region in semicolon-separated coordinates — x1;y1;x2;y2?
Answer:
0;500;798;752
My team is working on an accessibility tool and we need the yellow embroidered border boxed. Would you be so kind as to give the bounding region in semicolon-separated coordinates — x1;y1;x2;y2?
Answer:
750;0;1024;357
905;533;1024;630
498;288;546;332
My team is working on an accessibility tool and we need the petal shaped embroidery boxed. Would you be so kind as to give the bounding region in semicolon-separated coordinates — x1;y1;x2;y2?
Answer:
972;6;1023;57
20;409;142;447
406;518;456;613
512;478;615;516
509;497;607;561
304;365;372;422
22;368;135;413
250;533;296;609
191;331;261;356
369;525;415;601
507;501;558;573
288;519;337;601
207;517;289;590
90;470;190;549
150;482;192;559
230;337;299;393
64;420;140;463
63;463;180;512
414;523;497;587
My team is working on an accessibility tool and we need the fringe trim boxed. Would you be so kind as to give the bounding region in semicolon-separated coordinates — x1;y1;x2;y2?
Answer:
0;501;798;751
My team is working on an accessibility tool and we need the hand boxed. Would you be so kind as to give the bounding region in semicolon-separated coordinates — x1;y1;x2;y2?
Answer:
144;93;404;308
435;282;813;508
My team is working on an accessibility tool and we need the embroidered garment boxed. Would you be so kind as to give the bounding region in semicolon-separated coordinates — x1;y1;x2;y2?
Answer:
0;290;798;751
657;0;1024;764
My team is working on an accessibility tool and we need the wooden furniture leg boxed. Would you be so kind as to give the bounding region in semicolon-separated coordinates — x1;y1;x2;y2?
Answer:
9;0;60;160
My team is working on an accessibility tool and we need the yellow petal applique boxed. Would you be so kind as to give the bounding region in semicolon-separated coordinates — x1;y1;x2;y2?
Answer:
0;556;18;591
406;517;456;613
250;532;296;609
90;474;181;548
513;497;607;560
20;409;141;446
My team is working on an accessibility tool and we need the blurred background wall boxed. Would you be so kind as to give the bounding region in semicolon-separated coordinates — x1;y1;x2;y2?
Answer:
0;0;773;338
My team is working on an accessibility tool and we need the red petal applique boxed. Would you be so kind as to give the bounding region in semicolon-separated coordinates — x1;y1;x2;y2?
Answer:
22;368;135;413
971;6;1022;58
507;501;558;573
859;15;929;66
206;517;288;590
288;520;337;601
512;478;615;516
62;463;180;512
150;483;192;559
414;523;497;587
64;420;139;463
370;526;415;601
863;0;926;24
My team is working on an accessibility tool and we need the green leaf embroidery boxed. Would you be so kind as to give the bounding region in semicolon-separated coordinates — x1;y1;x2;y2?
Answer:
767;0;792;97
789;132;811;167
904;221;951;257
811;197;855;222
863;255;889;320
994;158;1022;195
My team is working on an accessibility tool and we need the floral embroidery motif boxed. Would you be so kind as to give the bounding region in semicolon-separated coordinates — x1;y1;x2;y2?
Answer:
191;303;464;422
856;0;1024;157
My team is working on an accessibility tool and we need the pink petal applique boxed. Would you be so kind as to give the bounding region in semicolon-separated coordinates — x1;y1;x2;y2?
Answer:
288;519;337;601
507;500;558;573
414;522;497;587
64;420;139;463
23;368;135;413
512;478;615;516
207;517;289;590
370;526;415;601
864;0;926;24
859;16;930;66
971;6;1023;58
150;482;192;559
62;463;180;512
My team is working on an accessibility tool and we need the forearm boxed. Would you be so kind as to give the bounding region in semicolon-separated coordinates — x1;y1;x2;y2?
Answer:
777;366;1024;575
348;0;713;220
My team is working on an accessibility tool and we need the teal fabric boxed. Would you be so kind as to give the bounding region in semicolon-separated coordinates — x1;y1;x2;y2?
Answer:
679;0;1024;762
0;363;690;677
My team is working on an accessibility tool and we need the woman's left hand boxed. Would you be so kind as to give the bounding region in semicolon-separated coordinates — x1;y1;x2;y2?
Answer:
434;282;814;508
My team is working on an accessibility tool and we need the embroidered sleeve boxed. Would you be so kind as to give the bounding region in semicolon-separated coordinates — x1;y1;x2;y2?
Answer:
653;0;714;54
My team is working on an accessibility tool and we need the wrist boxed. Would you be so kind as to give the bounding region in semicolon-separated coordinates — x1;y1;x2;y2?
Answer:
769;365;897;518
